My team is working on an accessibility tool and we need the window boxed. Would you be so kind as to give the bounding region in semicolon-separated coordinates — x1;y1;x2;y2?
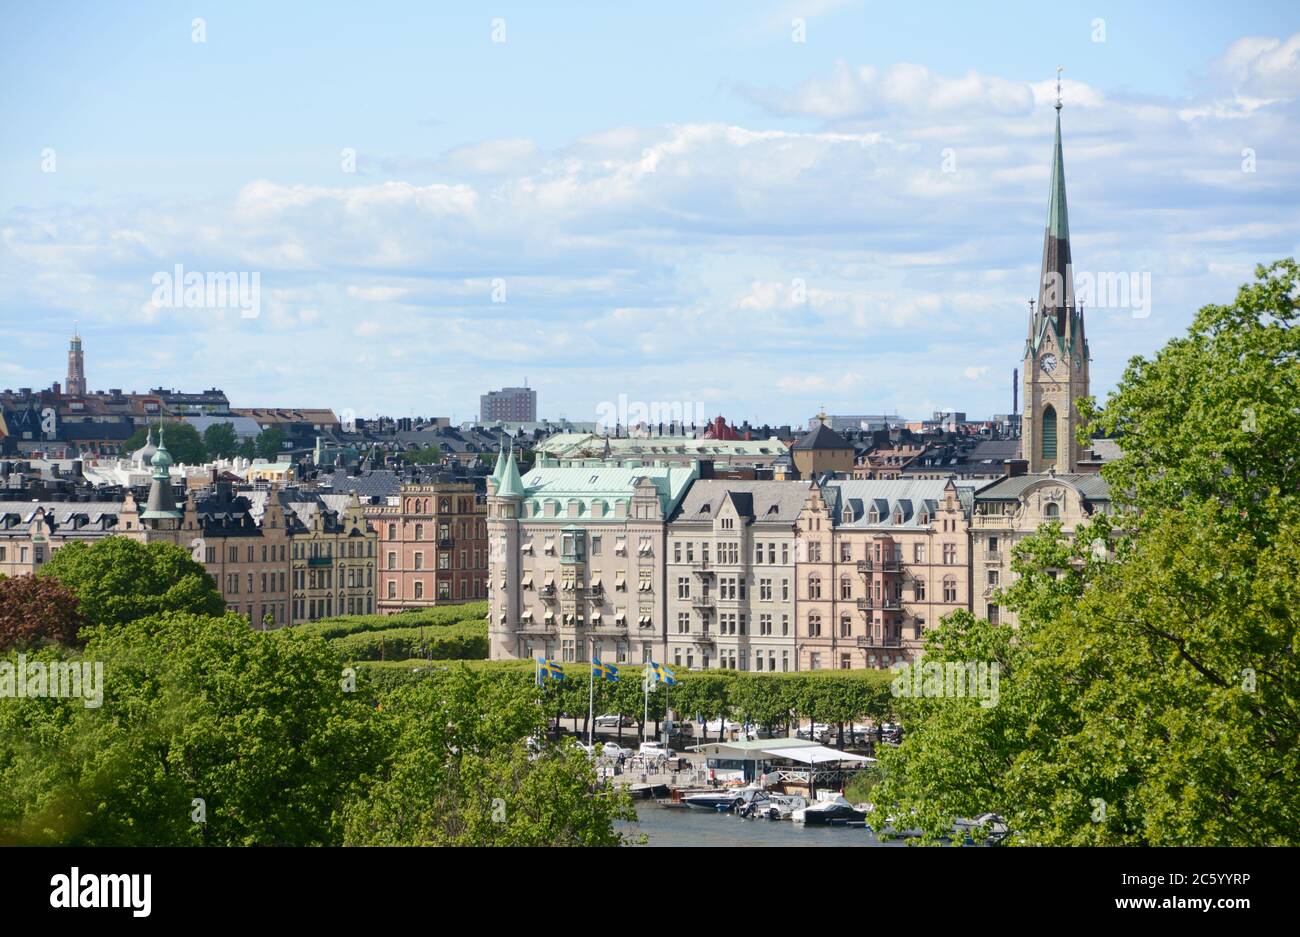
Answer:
387;581;396;598
988;604;1000;624
808;613;822;637
943;577;957;603
988;569;999;586
840;615;852;638
914;543;925;563
915;579;926;601
388;551;397;569
677;612;690;634
760;578;772;601
414;524;424;540
677;577;690;599
808;542;821;562
840;653;852;670
943;543;957;564
414;582;423;599
988;535;999;553
808;575;821;600
839;576;852;600
839;542;852;562
414;553;423;570
1041;404;1058;461
1045;502;1061;519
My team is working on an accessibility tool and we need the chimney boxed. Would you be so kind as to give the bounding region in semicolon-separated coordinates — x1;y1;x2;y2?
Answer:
1005;458;1028;477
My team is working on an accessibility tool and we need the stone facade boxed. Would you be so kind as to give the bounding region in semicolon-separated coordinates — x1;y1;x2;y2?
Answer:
795;478;974;670
971;472;1111;628
664;480;809;673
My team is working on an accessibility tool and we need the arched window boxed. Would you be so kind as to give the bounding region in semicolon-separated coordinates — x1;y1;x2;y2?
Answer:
808;613;822;637
808;575;822;599
1041;405;1058;461
1045;501;1061;519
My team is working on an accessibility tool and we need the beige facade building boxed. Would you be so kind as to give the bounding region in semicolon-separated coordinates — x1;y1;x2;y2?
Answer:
486;446;696;665
285;492;377;622
664;480;809;673
971;472;1111;628
795;478;974;670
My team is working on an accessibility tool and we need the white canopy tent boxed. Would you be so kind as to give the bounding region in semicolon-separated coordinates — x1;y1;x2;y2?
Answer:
763;745;875;765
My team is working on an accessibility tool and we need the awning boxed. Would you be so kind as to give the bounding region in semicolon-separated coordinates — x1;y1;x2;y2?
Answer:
767;745;875;765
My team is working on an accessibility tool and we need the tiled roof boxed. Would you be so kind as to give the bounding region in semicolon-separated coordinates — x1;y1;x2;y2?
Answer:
974;472;1111;502
822;478;976;527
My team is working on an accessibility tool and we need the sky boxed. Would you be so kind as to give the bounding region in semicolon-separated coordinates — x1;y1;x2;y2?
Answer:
2;0;1298;427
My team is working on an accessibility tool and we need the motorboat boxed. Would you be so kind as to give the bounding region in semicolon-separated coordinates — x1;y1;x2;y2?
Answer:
742;792;807;821
791;791;867;825
682;785;759;811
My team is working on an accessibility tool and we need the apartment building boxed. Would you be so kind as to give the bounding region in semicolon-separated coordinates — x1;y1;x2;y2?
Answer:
486;446;696;665
971;472;1111;627
796;478;974;670
664;480;809;673
372;480;488;613
284;492;377;622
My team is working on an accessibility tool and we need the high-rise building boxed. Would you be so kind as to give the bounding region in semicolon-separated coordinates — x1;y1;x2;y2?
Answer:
65;329;86;397
1022;97;1090;473
480;386;537;423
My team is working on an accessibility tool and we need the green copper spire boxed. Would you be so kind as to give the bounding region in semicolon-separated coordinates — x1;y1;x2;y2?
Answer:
1047;107;1069;242
490;436;508;487
496;443;525;499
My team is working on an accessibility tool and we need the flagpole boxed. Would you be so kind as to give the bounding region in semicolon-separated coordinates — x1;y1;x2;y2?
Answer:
588;638;595;748
643;667;650;745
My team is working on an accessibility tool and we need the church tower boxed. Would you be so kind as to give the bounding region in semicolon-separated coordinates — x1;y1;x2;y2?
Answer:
1022;85;1090;474
66;327;87;397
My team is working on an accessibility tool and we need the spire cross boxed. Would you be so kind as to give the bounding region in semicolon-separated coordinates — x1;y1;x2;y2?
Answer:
1055;66;1063;111
1029;299;1036;313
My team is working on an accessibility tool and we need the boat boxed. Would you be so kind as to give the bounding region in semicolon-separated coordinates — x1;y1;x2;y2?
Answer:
682;786;759;811
791;790;868;826
744;792;807;821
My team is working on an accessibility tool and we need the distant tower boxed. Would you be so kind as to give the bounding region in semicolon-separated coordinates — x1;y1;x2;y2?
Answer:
66;326;86;397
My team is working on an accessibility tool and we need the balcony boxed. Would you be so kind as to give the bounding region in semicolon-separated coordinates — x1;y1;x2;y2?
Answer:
693;634;716;645
437;537;454;549
856;559;901;573
691;595;716;608
856;597;902;611
540;584;558;602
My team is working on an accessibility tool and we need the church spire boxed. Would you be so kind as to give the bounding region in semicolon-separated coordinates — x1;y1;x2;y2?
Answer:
1035;77;1076;343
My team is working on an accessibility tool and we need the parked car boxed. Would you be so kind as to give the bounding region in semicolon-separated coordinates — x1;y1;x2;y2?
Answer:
594;713;631;727
602;742;634;759
639;741;675;758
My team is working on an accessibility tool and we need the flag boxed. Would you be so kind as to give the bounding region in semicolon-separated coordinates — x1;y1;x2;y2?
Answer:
592;658;619;682
647;660;677;686
537;657;565;681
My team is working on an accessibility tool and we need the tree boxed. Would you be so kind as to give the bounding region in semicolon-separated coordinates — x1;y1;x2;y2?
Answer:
202;422;239;460
876;260;1300;845
0;612;383;845
257;427;287;461
37;538;224;631
342;667;635;845
0;575;86;650
121;423;207;465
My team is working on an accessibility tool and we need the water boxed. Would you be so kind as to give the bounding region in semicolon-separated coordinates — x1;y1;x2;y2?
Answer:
619;802;909;847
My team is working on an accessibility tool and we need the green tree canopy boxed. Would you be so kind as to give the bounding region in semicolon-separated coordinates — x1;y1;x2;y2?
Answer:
876;259;1300;845
121;422;208;465
37;538;225;630
256;426;287;461
201;421;240;459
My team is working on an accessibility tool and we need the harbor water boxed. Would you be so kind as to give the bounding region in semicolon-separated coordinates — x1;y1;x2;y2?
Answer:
619;802;909;847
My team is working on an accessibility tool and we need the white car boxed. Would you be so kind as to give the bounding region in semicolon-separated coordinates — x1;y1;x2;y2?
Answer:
602;742;634;759
639;741;676;758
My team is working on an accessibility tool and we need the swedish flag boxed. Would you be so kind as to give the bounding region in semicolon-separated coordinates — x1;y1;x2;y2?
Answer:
537;657;565;681
592;658;619;682
647;660;677;686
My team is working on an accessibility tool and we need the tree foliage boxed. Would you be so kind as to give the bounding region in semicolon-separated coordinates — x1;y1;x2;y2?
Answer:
877;259;1300;845
37;538;225;630
121;422;208;465
0;574;87;651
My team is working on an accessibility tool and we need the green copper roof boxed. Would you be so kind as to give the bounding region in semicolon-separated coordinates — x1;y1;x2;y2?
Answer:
497;445;525;499
1047;109;1069;242
490;439;508;487
150;427;174;475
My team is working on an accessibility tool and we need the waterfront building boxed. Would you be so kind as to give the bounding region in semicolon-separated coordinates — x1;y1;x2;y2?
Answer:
664;480;810;673
795;478;974;670
486;445;696;665
284;491;377;622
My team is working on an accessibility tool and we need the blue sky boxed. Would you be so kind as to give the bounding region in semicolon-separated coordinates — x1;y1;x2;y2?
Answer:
2;1;1298;425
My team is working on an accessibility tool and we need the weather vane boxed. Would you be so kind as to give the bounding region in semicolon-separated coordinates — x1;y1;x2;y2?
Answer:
1055;65;1063;110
